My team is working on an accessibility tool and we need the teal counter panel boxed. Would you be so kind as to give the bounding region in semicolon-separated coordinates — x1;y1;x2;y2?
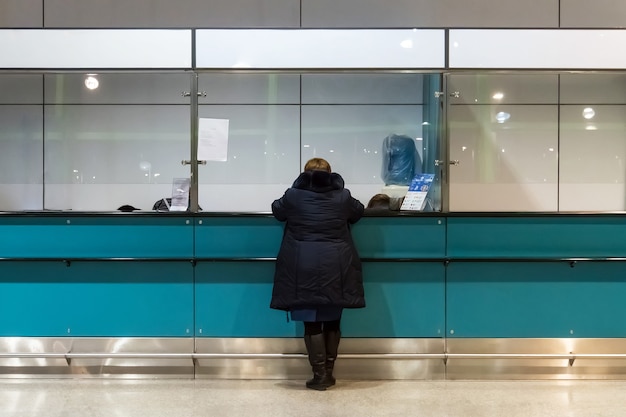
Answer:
194;216;446;260
342;262;445;338
447;261;626;338
448;216;626;258
195;217;284;259
0;261;194;337
0;217;193;258
352;217;446;259
195;262;301;337
195;261;445;338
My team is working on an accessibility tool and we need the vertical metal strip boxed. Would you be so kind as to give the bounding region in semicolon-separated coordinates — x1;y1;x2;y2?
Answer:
440;73;450;213
557;74;561;212
441;29;450;213
41;74;46;209
189;72;199;213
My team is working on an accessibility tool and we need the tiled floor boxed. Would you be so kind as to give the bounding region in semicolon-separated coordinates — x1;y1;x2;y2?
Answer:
1;378;625;417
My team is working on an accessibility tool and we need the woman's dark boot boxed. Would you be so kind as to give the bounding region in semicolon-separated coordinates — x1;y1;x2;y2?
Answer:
324;329;341;386
304;333;332;390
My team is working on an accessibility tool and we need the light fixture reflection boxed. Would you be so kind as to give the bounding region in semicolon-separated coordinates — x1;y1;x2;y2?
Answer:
400;39;413;49
495;112;511;123
492;92;504;100
84;75;99;90
582;107;595;119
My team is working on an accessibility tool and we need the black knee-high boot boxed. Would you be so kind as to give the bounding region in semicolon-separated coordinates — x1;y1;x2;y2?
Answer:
303;333;332;390
324;329;341;386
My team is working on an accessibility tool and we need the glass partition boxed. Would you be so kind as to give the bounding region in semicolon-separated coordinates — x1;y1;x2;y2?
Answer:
3;70;621;213
196;73;300;212
42;73;191;211
447;72;625;212
197;72;440;212
447;74;560;212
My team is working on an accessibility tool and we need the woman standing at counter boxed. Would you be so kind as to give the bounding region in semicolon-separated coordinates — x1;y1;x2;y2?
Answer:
270;158;366;390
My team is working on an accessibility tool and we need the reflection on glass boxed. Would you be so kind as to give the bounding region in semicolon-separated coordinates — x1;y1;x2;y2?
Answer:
582;107;595;119
84;75;99;90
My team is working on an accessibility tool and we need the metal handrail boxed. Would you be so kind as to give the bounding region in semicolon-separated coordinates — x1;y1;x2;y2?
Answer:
2;352;626;360
5;256;626;263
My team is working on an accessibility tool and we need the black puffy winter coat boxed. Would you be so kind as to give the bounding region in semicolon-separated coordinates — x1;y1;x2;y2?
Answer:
270;170;365;311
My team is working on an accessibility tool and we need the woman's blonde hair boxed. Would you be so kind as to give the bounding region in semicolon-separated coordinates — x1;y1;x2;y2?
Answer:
304;158;331;173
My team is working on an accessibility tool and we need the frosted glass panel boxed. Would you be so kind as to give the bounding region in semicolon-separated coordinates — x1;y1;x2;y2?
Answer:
44;73;190;104
450;30;626;69
302;74;424;104
0;29;192;69
198;74;299;104
560;74;626;104
44;105;190;211
301;105;424;203
0;105;43;211
0;75;42;104
448;74;558;105
448;104;558;211
196;29;445;69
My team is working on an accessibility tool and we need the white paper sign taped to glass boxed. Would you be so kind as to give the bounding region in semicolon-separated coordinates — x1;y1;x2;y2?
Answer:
400;174;435;211
170;177;191;211
198;118;230;161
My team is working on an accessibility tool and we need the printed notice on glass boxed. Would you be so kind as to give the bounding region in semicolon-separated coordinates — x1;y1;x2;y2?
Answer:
198;118;229;162
170;177;191;211
400;173;435;211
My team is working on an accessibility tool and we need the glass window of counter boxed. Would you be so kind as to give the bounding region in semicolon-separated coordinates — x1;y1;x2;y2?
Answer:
446;72;626;213
196;72;442;213
43;73;191;212
447;74;560;212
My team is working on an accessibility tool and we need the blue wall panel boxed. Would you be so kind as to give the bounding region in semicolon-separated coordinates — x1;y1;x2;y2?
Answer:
448;216;626;258
352;216;446;259
195;261;302;337
343;262;445;337
0;261;194;337
0;216;194;258
3;214;626;340
195;217;284;259
447;261;626;338
195;261;445;338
